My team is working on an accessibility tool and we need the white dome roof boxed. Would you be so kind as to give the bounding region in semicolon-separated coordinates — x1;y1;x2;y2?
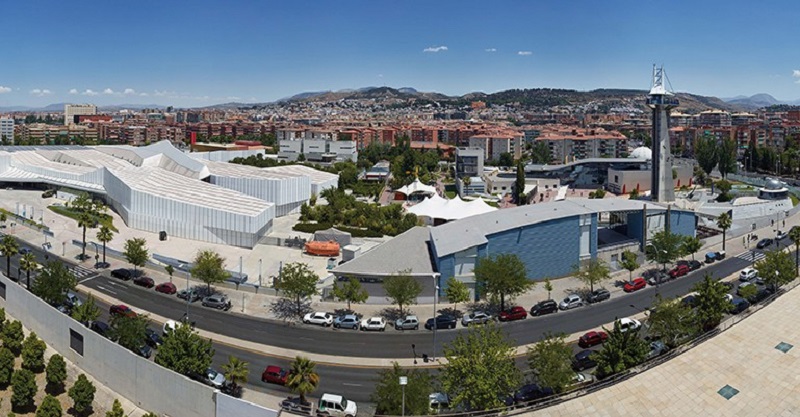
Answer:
629;146;652;160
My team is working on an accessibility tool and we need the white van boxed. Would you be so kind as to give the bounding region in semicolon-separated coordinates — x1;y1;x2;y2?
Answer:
318;394;357;417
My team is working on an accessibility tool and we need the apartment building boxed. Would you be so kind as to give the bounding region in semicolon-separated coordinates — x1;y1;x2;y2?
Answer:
468;132;523;162
0;118;13;144
695;110;732;127
278;138;357;162
17;123;98;143
536;128;627;163
64;104;97;125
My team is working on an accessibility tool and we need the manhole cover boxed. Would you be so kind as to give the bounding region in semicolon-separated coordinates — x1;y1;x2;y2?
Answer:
718;385;739;400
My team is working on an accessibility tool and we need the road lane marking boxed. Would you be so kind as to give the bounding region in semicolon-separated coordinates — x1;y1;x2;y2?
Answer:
96;285;116;295
342;383;362;387
79;276;98;284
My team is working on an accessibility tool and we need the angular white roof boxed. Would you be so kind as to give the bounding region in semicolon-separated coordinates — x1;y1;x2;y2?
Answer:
396;178;436;196
407;195;496;221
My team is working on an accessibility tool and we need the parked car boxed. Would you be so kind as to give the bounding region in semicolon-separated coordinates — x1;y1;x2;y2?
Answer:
318;393;357;417
425;315;457;330
617;317;641;333
110;268;133;280
429;392;451;414
303;312;334;327
109;304;136;318
144;328;163;348
177;289;201;302
704;252;718;263
498;306;527;321
360;317;386;331
777;230;788;240
155;282;177;294
202;294;232;311
681;294;697;308
720;280;735;291
729;297;750;314
668;264;690;278
94;261;111;269
623;277;647;292
203;368;227;389
261;365;288;385
737;282;756;296
333;314;360;330
558;294;584;310
678;260;702;271
645;270;670;286
461;311;492;326
529;299;558;316
133;276;155;288
394;315;419;330
64;292;82;309
748;287;775;303
586;288;611;304
513;384;554;404
578;331;608;348
647;340;669;359
739;268;758;282
757;238;774;249
572;349;597;371
90;321;112;339
18;247;31;255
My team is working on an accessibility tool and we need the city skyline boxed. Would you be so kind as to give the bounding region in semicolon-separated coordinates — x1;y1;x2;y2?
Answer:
2;0;800;107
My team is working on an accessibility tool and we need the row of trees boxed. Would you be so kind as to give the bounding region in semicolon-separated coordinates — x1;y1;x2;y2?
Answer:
695;134;737;181
299;188;419;236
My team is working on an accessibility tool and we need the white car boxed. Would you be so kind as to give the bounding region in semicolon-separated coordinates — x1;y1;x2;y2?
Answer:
739;268;758;282
318;394;357;417
559;294;584;310
360;317;386;331
303;312;333;327
461;311;492;326
616;317;641;333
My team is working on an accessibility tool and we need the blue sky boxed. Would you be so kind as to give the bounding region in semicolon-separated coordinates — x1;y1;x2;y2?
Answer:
2;0;800;108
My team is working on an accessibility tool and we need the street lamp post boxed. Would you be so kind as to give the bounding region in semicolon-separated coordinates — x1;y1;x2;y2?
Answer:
411;344;418;365
399;376;408;417
185;270;190;321
432;273;440;361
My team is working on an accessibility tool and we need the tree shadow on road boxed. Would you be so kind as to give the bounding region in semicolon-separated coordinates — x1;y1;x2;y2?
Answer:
269;298;312;324
378;307;405;322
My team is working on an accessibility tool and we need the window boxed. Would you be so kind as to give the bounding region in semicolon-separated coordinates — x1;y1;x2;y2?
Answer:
70;329;84;356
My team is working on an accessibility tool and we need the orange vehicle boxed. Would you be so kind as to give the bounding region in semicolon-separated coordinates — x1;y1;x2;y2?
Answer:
304;240;340;256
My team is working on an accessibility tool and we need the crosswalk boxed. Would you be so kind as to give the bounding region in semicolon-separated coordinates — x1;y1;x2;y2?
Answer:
736;251;767;263
69;265;96;280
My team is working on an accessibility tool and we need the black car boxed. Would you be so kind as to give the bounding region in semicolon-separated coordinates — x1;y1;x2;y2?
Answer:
424;315;457;330
91;321;112;339
756;238;774;249
678;260;702;271
145;328;163;348
513;384;554;404
529;299;558;316
110;268;132;280
572;349;597;371
586;288;611;303
136;344;152;359
681;294;697;308
728;297;750;314
747;287;775;303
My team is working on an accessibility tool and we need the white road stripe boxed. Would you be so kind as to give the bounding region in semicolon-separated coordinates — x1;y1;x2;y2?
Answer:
96;285;117;295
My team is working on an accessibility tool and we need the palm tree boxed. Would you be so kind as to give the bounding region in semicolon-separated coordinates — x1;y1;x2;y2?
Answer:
716;212;732;251
222;355;249;397
0;212;6;227
19;252;37;290
165;264;175;283
96;226;114;265
77;211;94;262
0;235;19;279
286;356;319;405
790;226;800;275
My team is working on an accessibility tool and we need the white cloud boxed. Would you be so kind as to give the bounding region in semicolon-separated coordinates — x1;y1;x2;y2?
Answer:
423;45;448;53
69;88;78;94
139;92;149;97
485;48;497;52
82;89;99;96
793;70;800;78
0;86;11;94
123;88;136;95
29;88;52;96
103;88;115;95
518;51;532;56
154;90;170;97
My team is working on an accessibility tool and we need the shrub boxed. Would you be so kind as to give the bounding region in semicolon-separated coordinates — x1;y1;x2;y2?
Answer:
36;395;62;417
68;374;96;415
21;332;46;372
11;369;36;410
45;354;67;392
2;321;23;355
0;348;14;387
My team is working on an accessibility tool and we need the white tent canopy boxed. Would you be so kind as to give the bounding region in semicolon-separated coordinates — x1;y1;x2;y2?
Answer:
407;194;497;221
396;178;437;196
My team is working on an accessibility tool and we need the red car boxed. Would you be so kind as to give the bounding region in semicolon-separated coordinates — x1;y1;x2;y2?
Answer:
133;276;155;288
578;331;608;348
261;365;288;385
498;306;527;322
155;282;177;295
109;304;136;318
669;264;690;278
623;277;647;292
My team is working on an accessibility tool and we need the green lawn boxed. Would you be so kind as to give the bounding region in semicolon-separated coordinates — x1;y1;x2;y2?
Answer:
48;205;118;232
791;194;799;207
445;191;456;199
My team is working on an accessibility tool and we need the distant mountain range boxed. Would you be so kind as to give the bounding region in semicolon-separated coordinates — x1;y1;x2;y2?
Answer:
721;93;800;110
0;103;166;112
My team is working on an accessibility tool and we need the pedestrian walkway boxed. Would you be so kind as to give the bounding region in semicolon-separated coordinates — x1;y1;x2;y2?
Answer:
69;264;97;280
734;251;766;263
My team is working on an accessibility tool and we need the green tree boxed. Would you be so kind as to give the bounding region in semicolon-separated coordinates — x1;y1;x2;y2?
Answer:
190;250;231;293
11;369;36;410
275;262;319;315
647;295;698;348
646;230;684;270
123;238;148;277
68;374;96;415
440;323;521;411
593;321;649;379
106;399;124;417
514;160;526;205
680;236;703;261
19;252;38;291
694;134;718;179
755;250;795;292
0;348;14;387
789;226;800;273
164;264;175;283
443;277;470;314
573;258;610;293
222;356;249;397
371;362;433;415
526;332;574;393
286;356;319;405
73;193;98;262
382;270;423;316
110;314;148;353
543;278;553;300
36;394;61;417
628;187;640;200
31;262;77;306
96;226;114;265
45;354;67;393
619;250;639;282
21;332;46;372
738;282;758;301
0;212;6;226
530;141;551;164
473;254;533;311
498;152;514;168
716;212;732;251
71;294;100;326
0;234;19;279
717;138;737;178
692;274;730;330
331;277;368;311
154;322;214;377
3;320;23;355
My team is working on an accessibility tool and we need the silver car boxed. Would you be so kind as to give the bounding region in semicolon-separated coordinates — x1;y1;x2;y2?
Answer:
461;311;492;326
201;294;231;311
394;315;419;330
